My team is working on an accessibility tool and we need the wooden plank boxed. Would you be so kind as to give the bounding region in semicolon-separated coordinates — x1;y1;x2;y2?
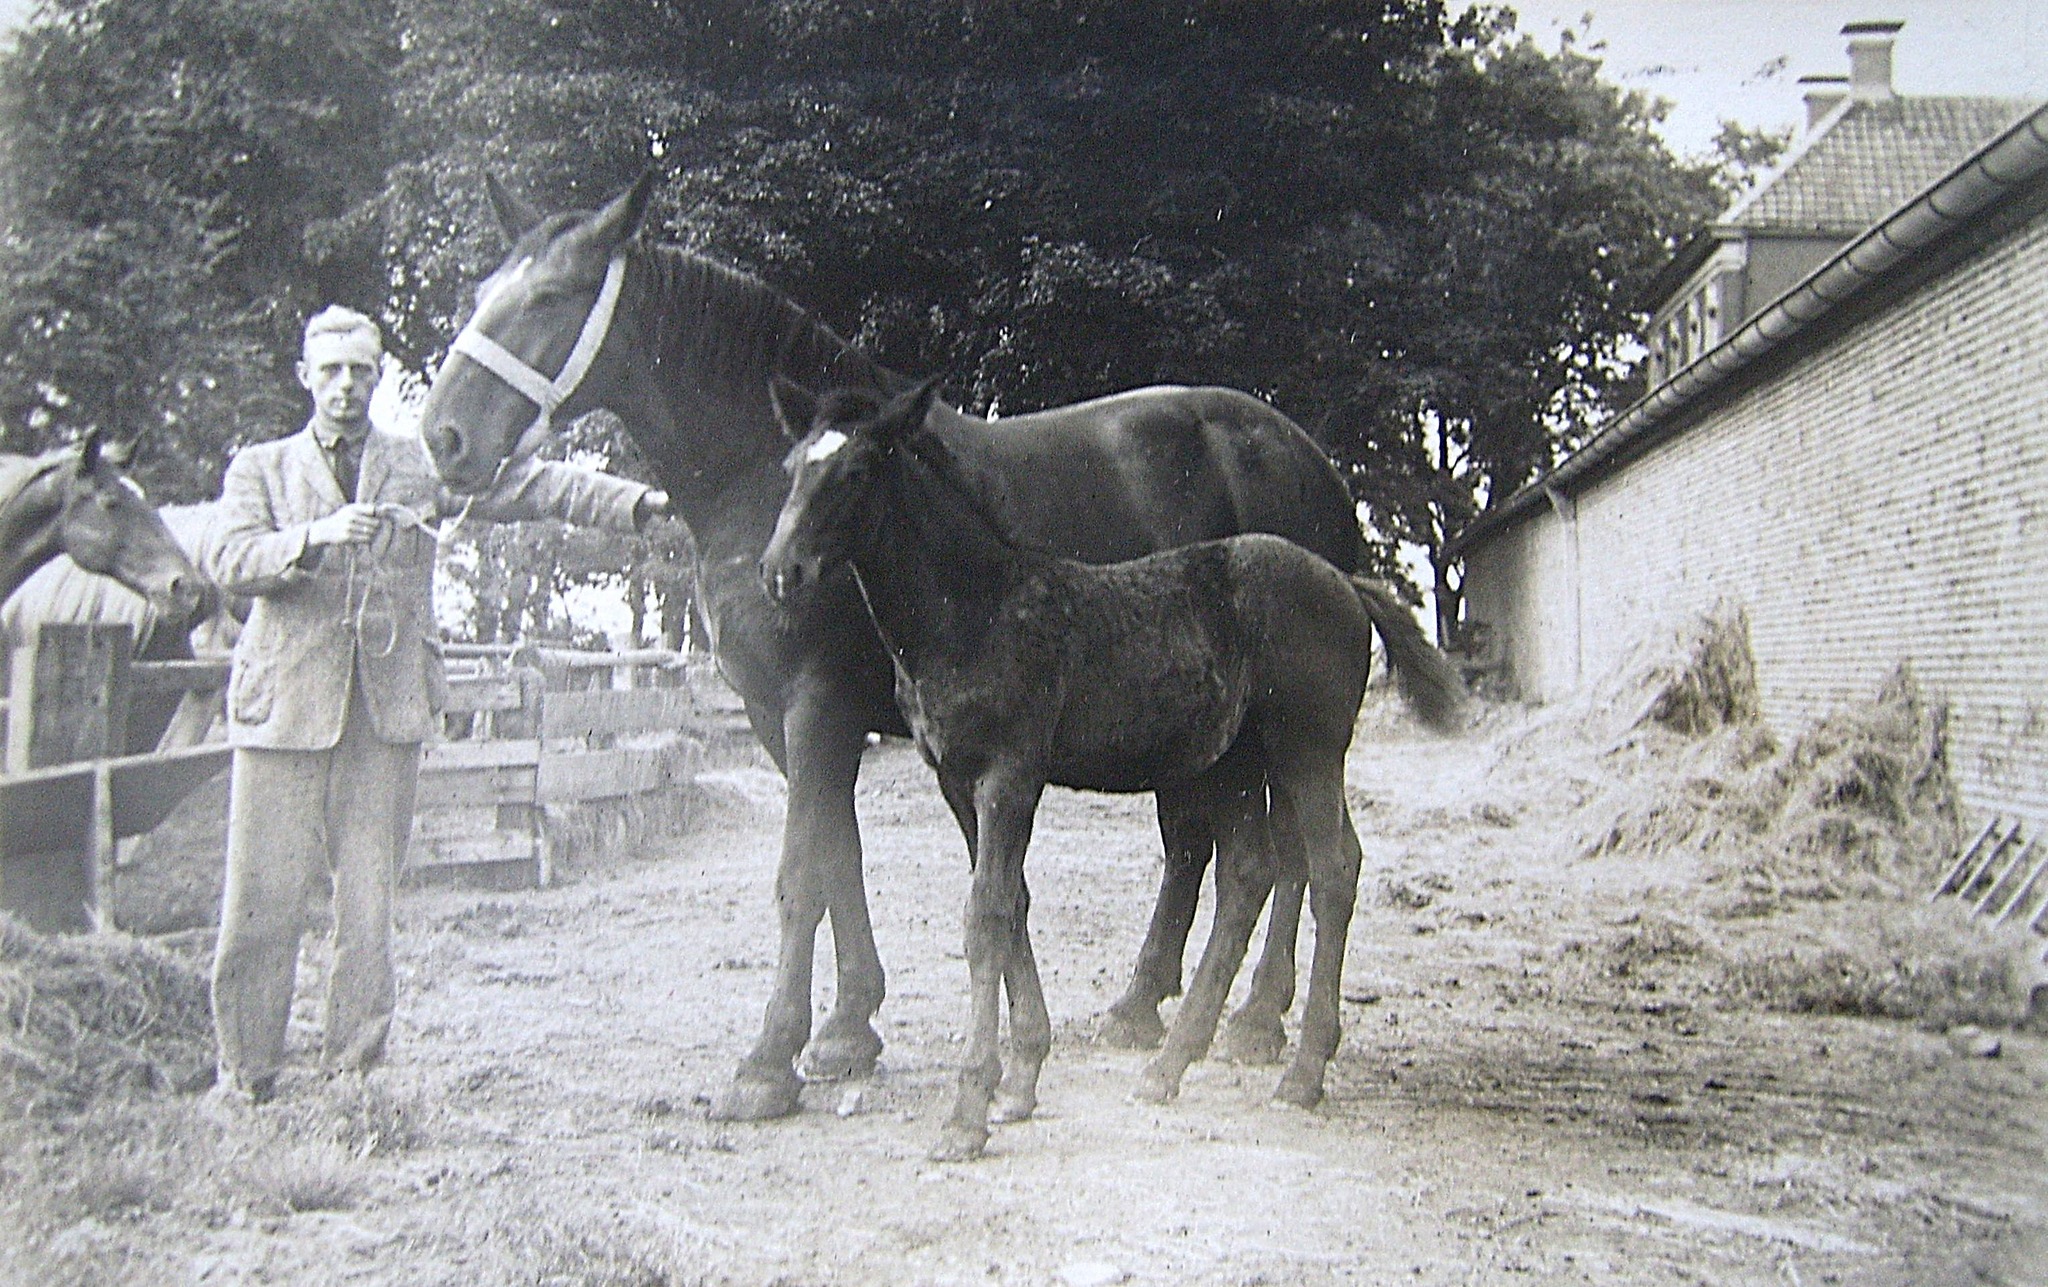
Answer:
130;659;232;695
443;642;521;659
530;646;683;672
538;746;679;803
443;672;529;715
540;687;692;741
409;829;537;868
414;762;536;810
423;738;541;770
0;744;231;853
414;805;499;843
108;744;231;842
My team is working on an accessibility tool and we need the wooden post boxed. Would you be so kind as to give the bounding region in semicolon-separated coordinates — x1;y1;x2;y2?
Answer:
0;623;133;932
90;761;116;932
8;623;133;772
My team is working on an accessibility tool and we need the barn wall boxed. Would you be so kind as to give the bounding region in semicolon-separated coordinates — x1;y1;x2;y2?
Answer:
1465;205;2048;820
1461;503;1577;702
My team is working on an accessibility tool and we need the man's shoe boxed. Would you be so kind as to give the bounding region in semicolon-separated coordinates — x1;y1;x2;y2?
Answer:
210;1072;277;1107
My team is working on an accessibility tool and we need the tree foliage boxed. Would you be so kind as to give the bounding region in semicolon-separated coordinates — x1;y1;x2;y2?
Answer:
381;0;1731;632
0;0;393;500
5;0;1750;637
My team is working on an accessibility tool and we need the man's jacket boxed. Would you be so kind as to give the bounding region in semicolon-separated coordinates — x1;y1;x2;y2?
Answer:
205;424;649;749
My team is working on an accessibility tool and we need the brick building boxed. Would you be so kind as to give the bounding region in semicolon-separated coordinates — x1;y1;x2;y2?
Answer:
1451;46;2048;821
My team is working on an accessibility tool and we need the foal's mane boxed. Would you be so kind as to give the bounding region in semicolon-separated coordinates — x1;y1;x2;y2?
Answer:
640;246;891;410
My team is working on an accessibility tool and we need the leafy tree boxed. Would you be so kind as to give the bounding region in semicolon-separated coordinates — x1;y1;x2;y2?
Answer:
383;1;1736;638
0;0;393;500
6;0;1754;643
1317;10;1740;637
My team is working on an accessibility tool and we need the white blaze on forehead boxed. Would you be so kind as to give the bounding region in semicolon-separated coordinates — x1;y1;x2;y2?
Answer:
120;476;147;500
803;429;850;464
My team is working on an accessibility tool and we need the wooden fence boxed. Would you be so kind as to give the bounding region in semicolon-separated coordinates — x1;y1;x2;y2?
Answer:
0;626;704;932
412;643;699;886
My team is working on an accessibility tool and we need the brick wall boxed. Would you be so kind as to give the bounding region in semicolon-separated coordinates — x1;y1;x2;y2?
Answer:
1463;207;2048;820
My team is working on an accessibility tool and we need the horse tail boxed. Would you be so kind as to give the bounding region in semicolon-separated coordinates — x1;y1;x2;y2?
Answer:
1348;575;1468;734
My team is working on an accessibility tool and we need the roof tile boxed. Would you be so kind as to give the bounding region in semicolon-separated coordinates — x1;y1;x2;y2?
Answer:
1730;97;2039;234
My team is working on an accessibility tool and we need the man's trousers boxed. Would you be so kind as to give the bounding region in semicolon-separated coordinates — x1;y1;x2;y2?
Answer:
211;680;421;1094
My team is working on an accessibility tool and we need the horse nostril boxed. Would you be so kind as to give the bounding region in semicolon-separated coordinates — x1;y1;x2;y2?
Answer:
428;422;466;467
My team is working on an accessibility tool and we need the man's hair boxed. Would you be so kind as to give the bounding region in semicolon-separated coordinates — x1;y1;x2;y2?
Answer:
302;305;383;356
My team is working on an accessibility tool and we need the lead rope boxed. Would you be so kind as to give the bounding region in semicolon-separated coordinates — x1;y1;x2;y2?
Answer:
339;492;487;659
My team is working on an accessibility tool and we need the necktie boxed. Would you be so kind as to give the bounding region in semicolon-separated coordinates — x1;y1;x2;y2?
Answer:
331;435;363;502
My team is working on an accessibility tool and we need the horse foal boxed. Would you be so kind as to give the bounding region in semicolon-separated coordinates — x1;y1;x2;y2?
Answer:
762;377;1428;1161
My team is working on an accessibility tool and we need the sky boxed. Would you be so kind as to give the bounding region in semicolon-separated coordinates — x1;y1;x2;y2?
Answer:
1491;0;2046;156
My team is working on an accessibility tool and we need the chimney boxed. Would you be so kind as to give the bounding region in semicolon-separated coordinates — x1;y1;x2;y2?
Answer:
1799;74;1850;128
1842;20;1904;102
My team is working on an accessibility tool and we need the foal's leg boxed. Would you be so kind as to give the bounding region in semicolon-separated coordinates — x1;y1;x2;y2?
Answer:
992;875;1052;1125
1098;791;1212;1048
1133;764;1274;1103
805;820;888;1081
1274;775;1365;1111
935;767;1049;1123
1221;810;1305;1064
714;693;876;1121
934;769;1043;1163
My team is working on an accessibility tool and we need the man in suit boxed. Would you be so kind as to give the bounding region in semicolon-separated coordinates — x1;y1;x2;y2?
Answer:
204;305;665;1102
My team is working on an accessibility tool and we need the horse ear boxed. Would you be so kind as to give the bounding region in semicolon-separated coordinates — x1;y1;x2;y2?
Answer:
585;168;658;252
877;375;943;447
768;376;819;441
485;172;544;244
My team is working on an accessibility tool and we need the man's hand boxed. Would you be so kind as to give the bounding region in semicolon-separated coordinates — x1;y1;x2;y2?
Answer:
306;503;384;548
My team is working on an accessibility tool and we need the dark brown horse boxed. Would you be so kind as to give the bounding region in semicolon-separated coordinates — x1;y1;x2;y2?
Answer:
760;379;1462;1160
418;173;1372;1120
0;431;211;627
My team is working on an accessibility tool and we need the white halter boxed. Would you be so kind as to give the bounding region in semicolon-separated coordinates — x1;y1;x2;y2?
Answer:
448;253;627;471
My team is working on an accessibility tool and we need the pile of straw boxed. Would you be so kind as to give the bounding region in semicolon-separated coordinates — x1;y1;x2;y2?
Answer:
1583;654;1958;902
0;915;214;1115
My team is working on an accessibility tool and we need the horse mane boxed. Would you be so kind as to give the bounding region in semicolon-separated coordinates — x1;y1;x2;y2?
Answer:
642;247;893;410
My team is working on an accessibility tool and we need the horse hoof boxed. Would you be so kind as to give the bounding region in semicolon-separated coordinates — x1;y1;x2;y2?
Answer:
1219;1015;1288;1065
799;1029;883;1082
708;1073;802;1122
1130;1066;1181;1105
1095;1006;1168;1050
928;1126;989;1162
1271;1072;1324;1111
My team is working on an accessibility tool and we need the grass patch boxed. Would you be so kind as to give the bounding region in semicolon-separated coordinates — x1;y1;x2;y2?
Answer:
270;1072;430;1159
239;1139;364;1214
511;1222;695;1287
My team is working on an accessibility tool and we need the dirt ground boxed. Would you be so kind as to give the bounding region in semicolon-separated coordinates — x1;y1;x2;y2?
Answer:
7;690;2048;1287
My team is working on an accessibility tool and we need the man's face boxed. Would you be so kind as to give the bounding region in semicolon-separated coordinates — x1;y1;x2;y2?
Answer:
298;329;383;433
